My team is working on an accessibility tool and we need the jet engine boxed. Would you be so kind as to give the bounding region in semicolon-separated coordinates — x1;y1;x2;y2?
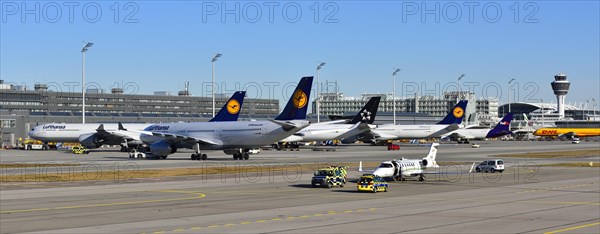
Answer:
79;133;103;148
149;141;174;157
421;159;430;167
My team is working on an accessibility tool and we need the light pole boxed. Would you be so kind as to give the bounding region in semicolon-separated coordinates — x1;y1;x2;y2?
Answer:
316;62;326;122
540;99;544;127
593;98;597;118
211;53;222;117
457;74;465;101
81;42;93;124
457;74;466;125
508;78;515;130
586;100;590;119
392;68;400;125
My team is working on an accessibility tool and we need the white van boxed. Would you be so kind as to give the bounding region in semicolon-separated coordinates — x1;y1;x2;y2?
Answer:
475;159;504;173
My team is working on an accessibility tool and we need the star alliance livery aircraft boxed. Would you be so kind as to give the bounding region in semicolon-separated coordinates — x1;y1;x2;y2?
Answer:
441;113;514;143
28;91;247;152
360;100;468;142
126;76;314;160
280;96;381;142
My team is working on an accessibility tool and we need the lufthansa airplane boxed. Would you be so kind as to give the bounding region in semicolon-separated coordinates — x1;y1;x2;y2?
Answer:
28;91;247;151
280;96;381;142
123;76;314;160
441;113;514;143
360;100;468;142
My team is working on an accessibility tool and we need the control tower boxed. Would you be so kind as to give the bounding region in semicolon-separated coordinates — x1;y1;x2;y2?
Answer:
551;72;570;119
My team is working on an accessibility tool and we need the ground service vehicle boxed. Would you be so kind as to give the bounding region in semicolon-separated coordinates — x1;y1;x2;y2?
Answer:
311;167;347;188
72;145;90;154
387;143;400;151
475;159;504;173
357;174;388;193
19;139;56;150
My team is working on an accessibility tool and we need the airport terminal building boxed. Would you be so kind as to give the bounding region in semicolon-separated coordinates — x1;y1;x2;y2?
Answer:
0;81;280;147
314;91;499;125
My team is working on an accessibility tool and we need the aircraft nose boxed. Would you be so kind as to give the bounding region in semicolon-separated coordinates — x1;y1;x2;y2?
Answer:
372;168;386;177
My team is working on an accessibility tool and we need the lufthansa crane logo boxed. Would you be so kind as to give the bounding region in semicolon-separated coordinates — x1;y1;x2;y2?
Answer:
292;89;307;108
453;107;464;118
227;99;240;114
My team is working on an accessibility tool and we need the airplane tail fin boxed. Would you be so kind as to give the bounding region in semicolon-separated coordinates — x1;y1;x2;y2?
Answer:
275;77;314;121
437;100;468;125
209;91;246;122
348;96;381;124
422;143;439;168
486;113;513;138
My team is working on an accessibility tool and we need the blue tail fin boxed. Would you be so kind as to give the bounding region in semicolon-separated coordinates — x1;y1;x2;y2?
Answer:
486;113;513;138
209;91;246;122
348;96;381;124
437;100;468;124
275;76;313;120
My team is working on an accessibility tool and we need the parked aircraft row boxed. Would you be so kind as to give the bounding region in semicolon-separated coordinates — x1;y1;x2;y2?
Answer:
29;76;516;160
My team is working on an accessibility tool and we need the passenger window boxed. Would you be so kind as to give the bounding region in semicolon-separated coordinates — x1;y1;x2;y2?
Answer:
488;161;494;165
498;161;504;165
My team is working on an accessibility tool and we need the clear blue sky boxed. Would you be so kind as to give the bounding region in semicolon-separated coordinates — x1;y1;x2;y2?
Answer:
2;1;599;109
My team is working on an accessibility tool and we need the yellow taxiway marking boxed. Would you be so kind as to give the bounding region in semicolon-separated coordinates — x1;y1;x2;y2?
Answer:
518;201;600;206
143;208;377;233
544;221;600;234
517;182;598;194
0;190;205;214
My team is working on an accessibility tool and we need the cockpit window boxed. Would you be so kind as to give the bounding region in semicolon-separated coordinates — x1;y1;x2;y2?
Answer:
379;163;393;168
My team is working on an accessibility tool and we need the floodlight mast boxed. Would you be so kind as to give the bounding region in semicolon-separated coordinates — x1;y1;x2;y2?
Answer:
211;53;222;117
392;68;401;125
81;42;93;124
316;62;326;122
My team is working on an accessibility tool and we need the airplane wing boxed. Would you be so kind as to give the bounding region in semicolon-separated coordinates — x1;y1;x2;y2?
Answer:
558;132;577;140
310;119;349;125
337;122;372;140
268;120;307;131
429;124;460;138
95;124;113;138
444;132;476;140
149;132;222;145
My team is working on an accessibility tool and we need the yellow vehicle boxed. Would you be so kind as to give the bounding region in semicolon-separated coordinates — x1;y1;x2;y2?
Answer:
72;145;90;154
311;166;348;188
18;139;57;150
357;174;389;193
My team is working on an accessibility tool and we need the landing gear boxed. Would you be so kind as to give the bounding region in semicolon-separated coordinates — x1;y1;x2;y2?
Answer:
191;153;207;160
191;143;207;160
120;146;128;152
233;152;250;160
418;174;426;182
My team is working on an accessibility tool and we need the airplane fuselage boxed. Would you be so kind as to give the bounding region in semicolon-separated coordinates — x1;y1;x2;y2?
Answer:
281;123;368;142
373;160;424;178
29;123;151;143
533;128;600;137
372;124;457;140
140;120;310;150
